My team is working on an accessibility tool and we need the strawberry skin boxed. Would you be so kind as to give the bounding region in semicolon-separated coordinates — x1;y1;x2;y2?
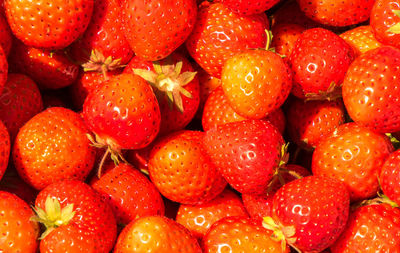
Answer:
0;14;11;56
221;0;280;15
380;149;400;205
340;25;383;57
370;0;400;49
0;120;9;181
0;45;7;95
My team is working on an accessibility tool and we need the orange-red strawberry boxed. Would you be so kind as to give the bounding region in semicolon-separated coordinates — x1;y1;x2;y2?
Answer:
380;149;400;205
0;120;9;180
114;216;202;253
340;25;383;57
90;163;165;226
0;73;43;141
185;2;269;78
121;0;197;61
271;23;306;58
5;0;94;49
312;123;394;201
370;0;400;49
0;14;11;56
342;46;400;133
221;0;280;15
148;130;227;204
176;189;249;239
13;107;96;190
203;119;285;195
331;204;400;252
221;48;292;119
33;180;117;253
0;191;39;253
203;216;289;253
0;45;7;95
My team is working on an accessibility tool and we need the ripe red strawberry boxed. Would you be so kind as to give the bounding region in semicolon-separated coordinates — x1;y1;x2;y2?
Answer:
9;41;80;90
370;0;400;49
83;73;161;152
0;14;11;56
114;216;202;253
0;73;43;141
13;107;96;190
271;23;306;58
148;130;227;204
266;176;350;252
221;0;280;15
330;204;400;252
124;53;200;136
0;191;39;253
289;28;354;100
343;46;400;133
0;45;7;95
340;25;383;57
271;0;320;29
312;123;394;201
221;49;292;119
203;119;285;195
380;149;400;205
120;0;197;61
203;216;289;253
0;171;37;205
0;120;9;180
286;98;346;149
176;189;249;239
33;180;117;253
69;0;133;65
296;0;374;27
5;0;94;49
185;2;269;78
90;163;165;226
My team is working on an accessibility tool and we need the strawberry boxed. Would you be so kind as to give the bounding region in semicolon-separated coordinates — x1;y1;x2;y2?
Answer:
176;189;249;239
289;28;354;100
221;0;280;15
270;23;306;58
0;45;7;95
0;120;9;180
69;0;133;65
296;0;374;27
380;149;400;205
83;73;161;158
0;191;39;253
5;0;94;49
265;175;350;252
90;163;165;226
33;180;117;253
271;0;320;29
312;123;394;201
0;73;43;141
203;119;285;195
203;216;289;253
286;98;346;149
340;25;383;57
330;204;400;252
13;107;96;190
185;2;269;78
343;46;400;133
0;13;11;56
120;0;197;61
114;216;202;253
9;41;80;90
221;48;292;119
0;170;37;205
148;130;227;204
370;0;400;49
124;53;200;136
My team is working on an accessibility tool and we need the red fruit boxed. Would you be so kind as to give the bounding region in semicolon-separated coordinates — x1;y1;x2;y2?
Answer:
13;107;96;190
265;108;286;135
90;163;165;225
9;41;80;90
221;49;292;119
0;120;9;180
340;25;383;57
148;130;227;205
203;216;289;253
121;0;197;61
5;0;94;49
271;1;320;29
185;2;269;78
114;216;202;253
0;191;39;253
83;73;161;151
0;171;37;205
0;73;43;141
331;204;400;252
312;123;394;201
194;66;221;120
203;119;285;195
221;0;280;15
342;46;400;133
370;0;400;49
34;180;117;253
267;176;350;252
0;45;7;95
271;23;306;58
289;28;354;100
0;14;12;56
176;189;249;238
380;149;400;205
296;0;374;27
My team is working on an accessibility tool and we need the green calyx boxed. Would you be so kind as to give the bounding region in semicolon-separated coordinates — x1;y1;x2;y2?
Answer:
262;217;300;252
31;196;76;240
387;10;400;34
133;60;196;113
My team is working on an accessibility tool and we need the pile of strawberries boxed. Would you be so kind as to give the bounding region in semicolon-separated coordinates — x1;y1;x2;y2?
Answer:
1;0;400;251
